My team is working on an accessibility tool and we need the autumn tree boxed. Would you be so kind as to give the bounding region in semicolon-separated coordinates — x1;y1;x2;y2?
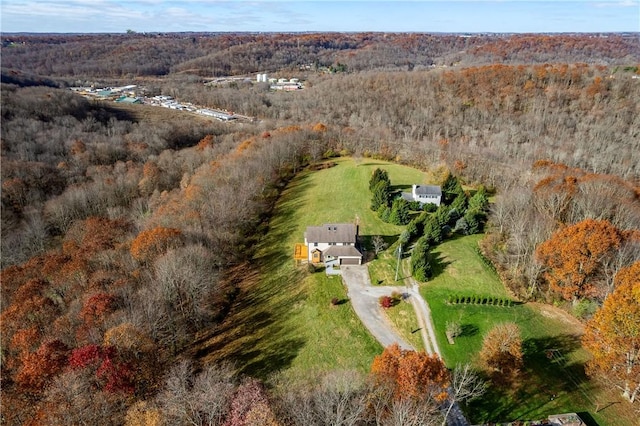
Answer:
79;292;119;328
69;344;135;394
371;344;450;402
130;227;183;263
125;401;163;426
582;262;640;403
535;219;624;303
226;378;279;426
479;323;523;379
15;340;69;390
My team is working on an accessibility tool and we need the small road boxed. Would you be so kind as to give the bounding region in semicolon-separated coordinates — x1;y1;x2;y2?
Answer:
341;264;468;426
341;265;414;350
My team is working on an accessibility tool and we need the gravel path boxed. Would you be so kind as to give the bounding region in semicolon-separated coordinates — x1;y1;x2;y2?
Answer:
341;264;468;426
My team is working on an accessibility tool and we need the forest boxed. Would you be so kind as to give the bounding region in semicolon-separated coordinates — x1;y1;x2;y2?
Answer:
1;32;639;425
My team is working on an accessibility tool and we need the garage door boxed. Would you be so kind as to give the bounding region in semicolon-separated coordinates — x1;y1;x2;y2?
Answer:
340;257;360;265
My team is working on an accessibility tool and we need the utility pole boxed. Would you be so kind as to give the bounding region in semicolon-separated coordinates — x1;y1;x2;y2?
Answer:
395;243;402;281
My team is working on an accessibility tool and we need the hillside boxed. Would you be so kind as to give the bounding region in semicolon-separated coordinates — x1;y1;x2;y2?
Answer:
1;33;639;425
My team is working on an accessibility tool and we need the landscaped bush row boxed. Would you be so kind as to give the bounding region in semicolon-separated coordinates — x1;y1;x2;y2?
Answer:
447;294;513;306
475;246;497;273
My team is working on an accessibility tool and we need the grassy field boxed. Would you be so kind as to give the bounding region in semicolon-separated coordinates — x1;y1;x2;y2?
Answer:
193;157;635;425
193;158;425;380
384;298;426;351
421;235;635;426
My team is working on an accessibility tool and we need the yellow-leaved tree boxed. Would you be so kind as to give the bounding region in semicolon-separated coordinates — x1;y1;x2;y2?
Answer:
582;261;640;403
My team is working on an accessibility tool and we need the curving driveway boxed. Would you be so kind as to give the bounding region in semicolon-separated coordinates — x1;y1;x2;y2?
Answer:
341;265;414;350
341;265;468;426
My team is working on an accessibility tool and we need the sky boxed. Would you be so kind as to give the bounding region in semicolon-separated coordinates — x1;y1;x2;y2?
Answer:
1;0;639;34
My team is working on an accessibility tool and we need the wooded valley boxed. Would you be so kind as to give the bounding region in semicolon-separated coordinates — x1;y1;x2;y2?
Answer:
1;32;639;425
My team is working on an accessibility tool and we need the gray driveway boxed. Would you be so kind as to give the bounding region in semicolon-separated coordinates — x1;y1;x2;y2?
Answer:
341;265;414;350
342;265;469;426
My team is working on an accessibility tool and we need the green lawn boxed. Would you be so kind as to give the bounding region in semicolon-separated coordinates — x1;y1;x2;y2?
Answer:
195;158;426;380
195;157;635;425
384;298;425;351
421;235;633;426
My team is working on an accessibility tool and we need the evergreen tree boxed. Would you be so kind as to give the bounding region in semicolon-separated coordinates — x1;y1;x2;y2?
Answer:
442;173;463;204
389;198;411;225
377;205;391;222
434;204;450;227
411;236;432;282
450;192;468;215
464;210;483;234
371;179;391;211
454;217;470;235
468;187;489;213
369;168;390;191
423;215;443;245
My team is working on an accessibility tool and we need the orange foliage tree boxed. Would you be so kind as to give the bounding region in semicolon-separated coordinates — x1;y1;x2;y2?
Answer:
130;227;182;263
535;219;624;302
479;323;523;379
583;262;640;403
15;340;69;390
370;344;449;401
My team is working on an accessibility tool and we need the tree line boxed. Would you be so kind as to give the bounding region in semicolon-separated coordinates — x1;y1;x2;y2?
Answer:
2;33;637;78
1;33;639;422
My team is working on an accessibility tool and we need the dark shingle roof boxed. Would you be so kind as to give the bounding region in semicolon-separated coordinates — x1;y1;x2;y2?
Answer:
414;185;442;196
323;245;362;258
305;223;357;244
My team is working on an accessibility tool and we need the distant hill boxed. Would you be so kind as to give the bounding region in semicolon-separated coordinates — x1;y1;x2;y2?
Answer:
1;32;638;78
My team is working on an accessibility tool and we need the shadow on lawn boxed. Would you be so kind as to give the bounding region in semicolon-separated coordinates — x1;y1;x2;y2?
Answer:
466;333;591;424
429;252;453;280
188;174;313;379
460;324;479;337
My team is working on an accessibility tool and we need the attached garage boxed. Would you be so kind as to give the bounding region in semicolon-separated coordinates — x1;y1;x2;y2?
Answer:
339;257;361;265
324;245;363;265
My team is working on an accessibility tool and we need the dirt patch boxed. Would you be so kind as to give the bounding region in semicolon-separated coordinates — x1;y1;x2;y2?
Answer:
529;302;584;335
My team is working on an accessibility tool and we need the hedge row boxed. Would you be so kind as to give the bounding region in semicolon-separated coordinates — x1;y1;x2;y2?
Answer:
447;294;513;307
475;246;496;273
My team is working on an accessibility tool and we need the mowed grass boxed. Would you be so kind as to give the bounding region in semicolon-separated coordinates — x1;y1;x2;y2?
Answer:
421;235;635;426
384;299;425;351
194;158;425;380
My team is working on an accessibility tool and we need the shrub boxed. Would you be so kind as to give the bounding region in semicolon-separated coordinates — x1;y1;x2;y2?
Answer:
446;321;463;341
379;295;394;309
423;203;438;213
391;291;402;303
572;299;598;319
331;297;340;306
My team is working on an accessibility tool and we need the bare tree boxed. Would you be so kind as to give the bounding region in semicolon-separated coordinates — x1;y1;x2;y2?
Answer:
312;370;370;426
156;360;237;426
386;397;442;426
372;235;388;255
442;363;486;426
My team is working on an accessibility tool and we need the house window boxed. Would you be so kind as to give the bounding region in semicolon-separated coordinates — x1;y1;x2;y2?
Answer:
314;242;318;247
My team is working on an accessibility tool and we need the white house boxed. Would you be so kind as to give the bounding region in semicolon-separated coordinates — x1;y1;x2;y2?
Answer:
402;185;442;206
304;223;362;265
